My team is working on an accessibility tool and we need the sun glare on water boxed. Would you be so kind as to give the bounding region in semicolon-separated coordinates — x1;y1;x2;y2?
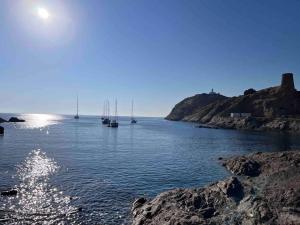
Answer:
37;7;50;20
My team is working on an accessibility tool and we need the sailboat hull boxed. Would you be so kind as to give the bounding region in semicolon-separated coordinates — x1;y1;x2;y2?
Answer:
102;119;110;125
110;122;118;128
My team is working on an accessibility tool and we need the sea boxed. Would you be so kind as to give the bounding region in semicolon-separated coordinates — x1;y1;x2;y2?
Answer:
0;113;300;225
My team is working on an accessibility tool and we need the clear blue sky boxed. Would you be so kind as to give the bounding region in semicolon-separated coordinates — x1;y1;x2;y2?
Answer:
1;0;300;116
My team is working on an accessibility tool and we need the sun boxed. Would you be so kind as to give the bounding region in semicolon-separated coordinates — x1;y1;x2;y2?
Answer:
37;7;50;20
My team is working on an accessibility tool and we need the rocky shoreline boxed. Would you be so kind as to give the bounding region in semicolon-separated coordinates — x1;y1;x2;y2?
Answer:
131;151;300;225
204;116;300;132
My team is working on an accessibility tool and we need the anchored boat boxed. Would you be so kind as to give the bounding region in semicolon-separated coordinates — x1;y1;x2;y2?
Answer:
110;100;119;128
74;95;79;119
102;101;110;125
131;100;137;124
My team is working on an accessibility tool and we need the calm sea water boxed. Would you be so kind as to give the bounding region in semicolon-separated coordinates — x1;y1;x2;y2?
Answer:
0;113;300;224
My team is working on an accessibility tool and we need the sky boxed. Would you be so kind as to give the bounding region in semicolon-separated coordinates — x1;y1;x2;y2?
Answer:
0;0;300;117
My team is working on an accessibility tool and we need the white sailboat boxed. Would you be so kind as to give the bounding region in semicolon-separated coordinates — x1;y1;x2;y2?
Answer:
110;100;119;128
102;100;110;125
131;100;137;124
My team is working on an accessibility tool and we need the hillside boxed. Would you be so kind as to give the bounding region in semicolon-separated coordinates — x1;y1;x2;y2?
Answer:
165;93;228;121
166;73;300;132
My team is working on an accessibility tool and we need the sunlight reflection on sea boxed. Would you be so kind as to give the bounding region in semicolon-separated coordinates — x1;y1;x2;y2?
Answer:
16;114;63;129
0;150;79;225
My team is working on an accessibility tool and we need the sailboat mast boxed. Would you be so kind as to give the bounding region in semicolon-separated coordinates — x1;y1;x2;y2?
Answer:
103;101;106;118
115;99;118;121
131;100;134;120
76;95;79;116
107;101;110;119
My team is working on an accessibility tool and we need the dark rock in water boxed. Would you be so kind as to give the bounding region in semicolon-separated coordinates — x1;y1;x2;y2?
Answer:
0;118;7;123
8;117;25;122
1;189;18;196
244;88;257;95
0;126;4;136
131;151;300;225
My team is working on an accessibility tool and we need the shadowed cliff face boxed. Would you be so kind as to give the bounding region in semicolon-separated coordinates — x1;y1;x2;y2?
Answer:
165;93;228;121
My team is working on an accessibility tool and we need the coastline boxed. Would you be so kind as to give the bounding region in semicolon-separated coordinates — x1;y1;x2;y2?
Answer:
201;116;300;133
131;151;300;225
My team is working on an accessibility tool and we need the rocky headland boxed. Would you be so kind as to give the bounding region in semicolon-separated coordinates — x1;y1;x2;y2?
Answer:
0;118;7;123
166;73;300;132
0;117;25;123
165;93;228;121
131;150;300;225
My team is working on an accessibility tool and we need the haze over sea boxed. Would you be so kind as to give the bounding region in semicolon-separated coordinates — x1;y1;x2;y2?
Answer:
1;113;300;224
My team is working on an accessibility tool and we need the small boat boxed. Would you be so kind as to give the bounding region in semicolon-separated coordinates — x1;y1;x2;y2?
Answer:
110;119;118;128
109;100;118;128
74;95;79;119
101;102;106;120
102;118;110;125
131;100;137;124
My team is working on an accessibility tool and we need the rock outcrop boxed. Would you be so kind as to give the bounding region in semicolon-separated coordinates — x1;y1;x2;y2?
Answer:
166;73;300;132
244;88;257;96
0;118;7;123
8;117;25;123
131;151;300;225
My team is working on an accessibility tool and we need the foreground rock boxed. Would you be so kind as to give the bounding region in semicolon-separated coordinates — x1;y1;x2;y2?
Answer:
8;117;25;122
131;151;300;225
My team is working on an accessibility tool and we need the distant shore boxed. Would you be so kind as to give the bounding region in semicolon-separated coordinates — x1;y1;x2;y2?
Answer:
131;150;300;225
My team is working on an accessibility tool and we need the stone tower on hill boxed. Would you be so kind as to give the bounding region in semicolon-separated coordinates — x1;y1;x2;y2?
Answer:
281;73;295;90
